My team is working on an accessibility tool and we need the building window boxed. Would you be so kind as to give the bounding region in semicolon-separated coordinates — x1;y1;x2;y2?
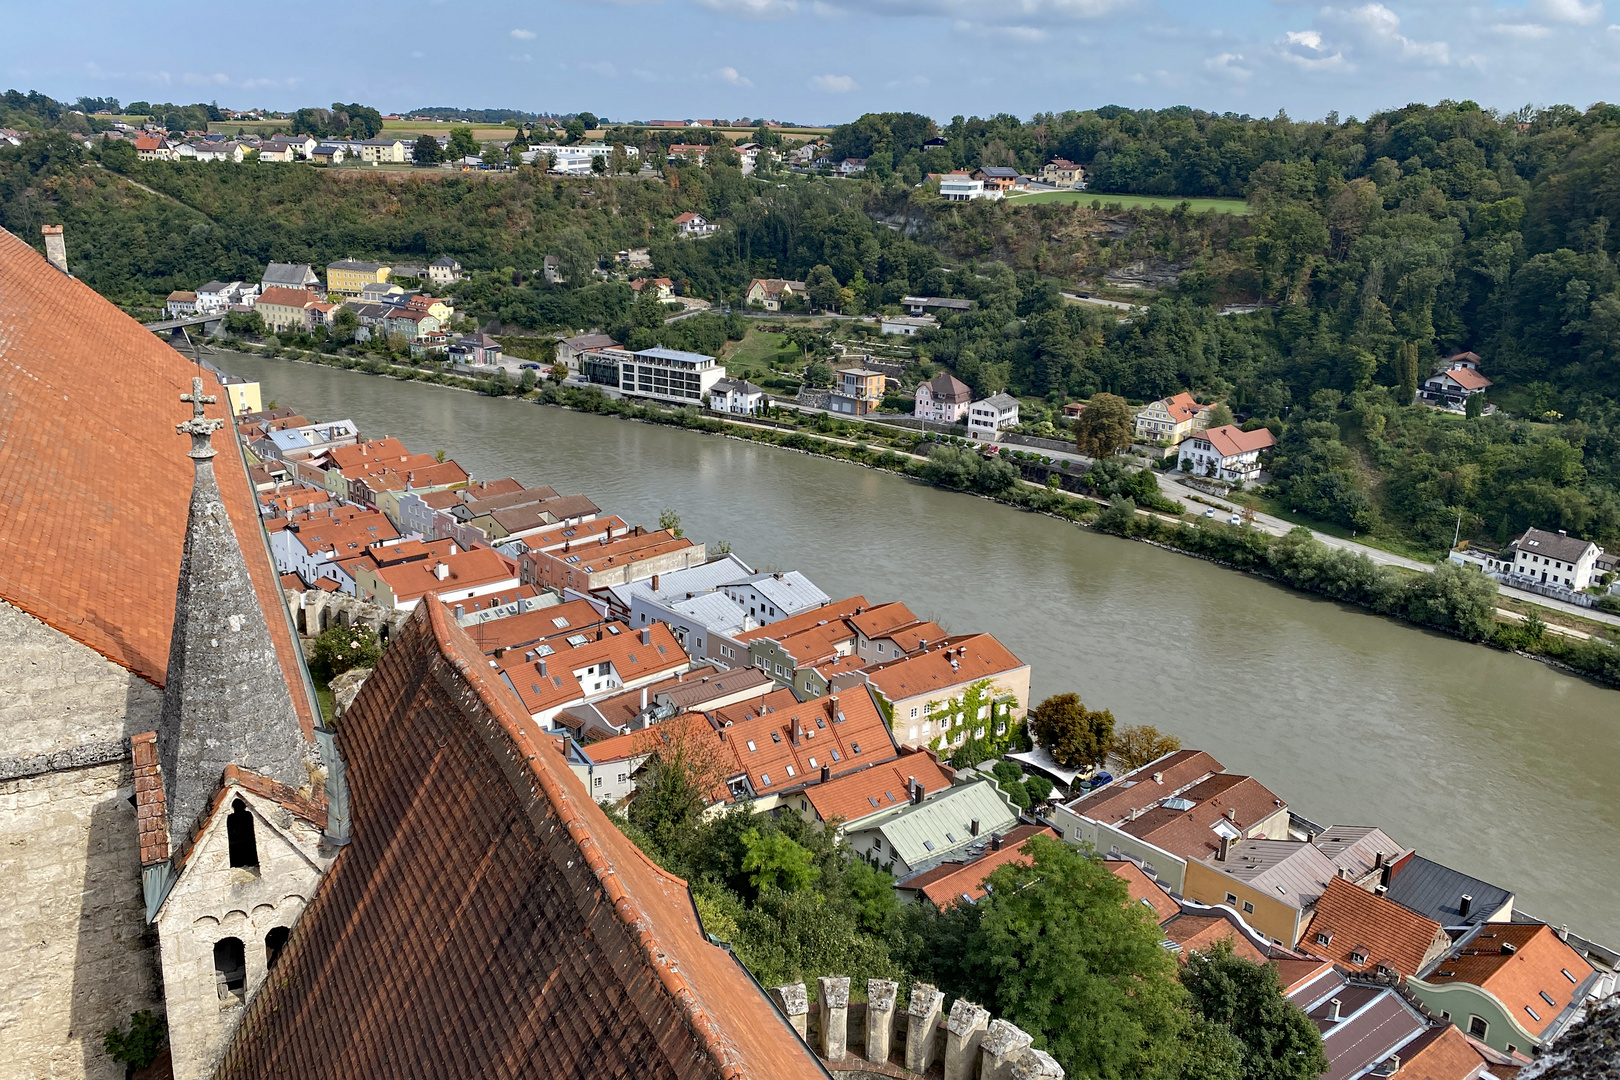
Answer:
214;938;247;1003
1541;991;1559;1008
1506;1044;1517;1056
1469;1016;1488;1039
1242;901;1254;914
227;798;259;869
265;926;290;970
1228;894;1240;906
1350;950;1368;965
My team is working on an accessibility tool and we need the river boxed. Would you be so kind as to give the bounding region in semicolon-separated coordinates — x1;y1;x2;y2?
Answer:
221;353;1620;943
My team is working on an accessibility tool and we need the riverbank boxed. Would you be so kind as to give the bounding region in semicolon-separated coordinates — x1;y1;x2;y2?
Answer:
217;342;1620;688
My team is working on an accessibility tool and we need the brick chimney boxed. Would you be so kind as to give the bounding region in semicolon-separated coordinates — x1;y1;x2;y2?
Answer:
41;225;67;275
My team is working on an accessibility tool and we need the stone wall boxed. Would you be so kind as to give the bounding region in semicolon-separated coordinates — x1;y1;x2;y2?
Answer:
778;977;1064;1080
0;601;164;1080
0;762;163;1080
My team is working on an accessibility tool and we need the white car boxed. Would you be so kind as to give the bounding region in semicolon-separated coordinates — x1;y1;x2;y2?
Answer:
1204;507;1216;518
1229;513;1242;526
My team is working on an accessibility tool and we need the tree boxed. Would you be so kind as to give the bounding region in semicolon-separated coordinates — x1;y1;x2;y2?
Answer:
225;310;265;337
806;264;841;312
332;307;359;342
412;133;441;166
1028;693;1115;771
1181;942;1329;1080
805;361;833;388
1074;393;1134;458
103;1010;166;1071
1113;725;1183;771
626;720;726;863
564;119;587;143
519;367;538;392
550;362;569;382
658;508;683;537
740;828;817;895
446;125;480;160
958;836;1191;1080
590;154;607;176
1394;341;1421;404
843;859;898;932
577;111;599;130
1465;391;1484;418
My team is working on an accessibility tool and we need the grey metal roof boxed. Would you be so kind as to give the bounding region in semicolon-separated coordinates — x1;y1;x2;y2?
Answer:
1311;826;1407;880
978;393;1020;411
606;553;757;610
864;781;1018;870
1383;855;1514;926
668;592;750;634
1211;839;1337;912
738;571;830;615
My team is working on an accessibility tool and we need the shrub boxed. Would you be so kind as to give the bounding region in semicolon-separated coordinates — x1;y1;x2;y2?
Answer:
308;624;382;680
104;1011;166;1070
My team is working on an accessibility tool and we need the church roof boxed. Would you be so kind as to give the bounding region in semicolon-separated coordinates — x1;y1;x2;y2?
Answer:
0;227;315;733
214;598;826;1080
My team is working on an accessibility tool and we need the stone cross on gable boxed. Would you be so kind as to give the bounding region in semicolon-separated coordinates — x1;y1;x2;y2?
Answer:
177;375;224;461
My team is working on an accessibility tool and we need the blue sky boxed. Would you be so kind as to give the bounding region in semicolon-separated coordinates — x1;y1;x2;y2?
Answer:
8;0;1620;124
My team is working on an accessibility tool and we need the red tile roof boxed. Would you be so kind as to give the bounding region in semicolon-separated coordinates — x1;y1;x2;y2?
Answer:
1303;877;1448;976
863;634;1027;703
1439;367;1492;391
0;227;314;734
1394;1024;1489;1080
1196;424;1277;458
1064;749;1223;825
802;751;953;826
1120;773;1288;861
1159;392;1208;424
1162;912;1269;964
213;599;825;1080
734;595;869;644
371;547;519;605
901;824;1055;907
496;621;688;717
461;598;613;653
1426;923;1595;1037
1108;860;1182;923
256;286;319;309
708;686;897;799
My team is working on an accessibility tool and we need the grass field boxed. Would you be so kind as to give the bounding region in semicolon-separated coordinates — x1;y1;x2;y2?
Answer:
1008;190;1252;215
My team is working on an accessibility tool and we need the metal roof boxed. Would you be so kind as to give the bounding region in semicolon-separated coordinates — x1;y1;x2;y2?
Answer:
736;571;830;614
1212;839;1337;912
864;781;1018;870
1383;854;1514;927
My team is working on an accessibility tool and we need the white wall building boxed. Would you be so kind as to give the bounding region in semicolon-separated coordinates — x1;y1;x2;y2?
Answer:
1504;527;1603;592
610;346;728;404
966;394;1020;441
1177;424;1277;483
938;173;1001;202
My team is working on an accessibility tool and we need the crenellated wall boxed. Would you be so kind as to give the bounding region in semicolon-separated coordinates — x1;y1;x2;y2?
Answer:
774;977;1065;1080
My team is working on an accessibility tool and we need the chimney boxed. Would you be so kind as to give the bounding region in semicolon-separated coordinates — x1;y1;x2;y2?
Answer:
1152;772;1163;784
1375;884;1388;897
1379;864;1392;888
640;686;648;710
41;225;67;274
455;604;466;619
1374;850;1385;869
1217;835;1231;861
820;764;830;783
538;659;547;676
1558;924;1569;941
449;543;459;555
524;650;535;662
1328;999;1343;1023
1559;529;1567;537
640;626;651;645
970;819;980;836
651;573;660;591
991;834;1003;852
909;778;923;805
1459;894;1473;919
433;562;449;580
1225;807;1236;821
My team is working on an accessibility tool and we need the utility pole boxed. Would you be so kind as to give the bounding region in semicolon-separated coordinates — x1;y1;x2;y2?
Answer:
1453;506;1463;551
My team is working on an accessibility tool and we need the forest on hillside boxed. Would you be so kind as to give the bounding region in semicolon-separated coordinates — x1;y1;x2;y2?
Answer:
4;94;1620;552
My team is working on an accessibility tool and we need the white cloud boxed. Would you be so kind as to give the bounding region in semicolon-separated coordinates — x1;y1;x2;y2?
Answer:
1329;3;1449;63
516;53;534;62
1492;22;1553;37
695;0;798;16
810;73;858;92
1282;28;1347;68
716;65;754;86
1204;52;1251;80
580;60;617;76
1541;0;1603;25
959;20;1050;41
510;28;536;39
182;72;231;86
1287;29;1323;50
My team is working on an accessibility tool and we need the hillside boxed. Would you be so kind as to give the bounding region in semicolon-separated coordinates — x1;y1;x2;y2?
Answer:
3;98;1620;557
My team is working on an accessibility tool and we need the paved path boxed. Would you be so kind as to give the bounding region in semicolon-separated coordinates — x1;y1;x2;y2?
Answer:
1061;292;1144;313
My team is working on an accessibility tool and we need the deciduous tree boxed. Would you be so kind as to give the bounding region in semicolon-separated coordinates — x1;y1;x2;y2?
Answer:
1113;724;1184;770
1028;693;1115;771
1074;393;1134;458
1181;942;1328;1080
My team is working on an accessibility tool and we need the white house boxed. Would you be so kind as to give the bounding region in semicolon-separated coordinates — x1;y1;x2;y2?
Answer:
881;315;937;336
1504;527;1603;593
966;394;1020;441
427;256;462;286
914;372;973;424
1420;353;1494;412
710;377;767;414
1177;424;1276;482
610;346;728;405
166;291;199;319
674;212;718;237
938;173;1001;202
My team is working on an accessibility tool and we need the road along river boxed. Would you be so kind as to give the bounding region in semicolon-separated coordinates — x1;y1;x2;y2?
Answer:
222;353;1620;944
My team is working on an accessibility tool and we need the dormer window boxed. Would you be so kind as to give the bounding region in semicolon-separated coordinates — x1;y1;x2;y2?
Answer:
1315;932;1333;947
1350;950;1368;965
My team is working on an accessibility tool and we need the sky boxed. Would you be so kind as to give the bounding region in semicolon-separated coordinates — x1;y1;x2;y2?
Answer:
8;0;1620;125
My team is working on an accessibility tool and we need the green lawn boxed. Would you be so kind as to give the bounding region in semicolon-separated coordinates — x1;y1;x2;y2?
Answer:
1008;190;1252;215
722;329;802;379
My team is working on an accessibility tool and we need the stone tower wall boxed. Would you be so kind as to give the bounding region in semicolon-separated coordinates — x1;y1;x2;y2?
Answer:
0;601;164;1080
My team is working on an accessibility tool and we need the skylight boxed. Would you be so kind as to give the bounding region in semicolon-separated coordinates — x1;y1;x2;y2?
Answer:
746;740;756;751
552;617;570;628
760;773;770;786
566;634;588;647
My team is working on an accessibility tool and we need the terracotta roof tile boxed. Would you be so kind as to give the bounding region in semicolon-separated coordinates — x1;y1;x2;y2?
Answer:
214;600;824;1080
0;227;314;734
734;595;869;644
1162;912;1270;964
1303;877;1448;976
901;824;1056;907
1394;1024;1489;1080
1427;923;1595;1037
1107;860;1182;923
862;634;1027;703
802;751;953;826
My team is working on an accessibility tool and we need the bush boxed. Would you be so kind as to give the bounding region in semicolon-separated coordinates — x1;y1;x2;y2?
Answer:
104;1010;166;1070
307;624;382;680
1024;775;1054;803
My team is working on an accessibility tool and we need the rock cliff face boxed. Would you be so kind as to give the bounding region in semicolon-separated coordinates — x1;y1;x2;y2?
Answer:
1521;996;1620;1079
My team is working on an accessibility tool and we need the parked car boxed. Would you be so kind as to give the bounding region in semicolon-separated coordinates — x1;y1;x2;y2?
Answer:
521;362;541;369
1090;771;1113;787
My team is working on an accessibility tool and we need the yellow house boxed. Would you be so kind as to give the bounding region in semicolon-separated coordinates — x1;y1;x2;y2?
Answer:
326;259;392;296
254;287;318;332
1182;839;1339;947
218;377;262;417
